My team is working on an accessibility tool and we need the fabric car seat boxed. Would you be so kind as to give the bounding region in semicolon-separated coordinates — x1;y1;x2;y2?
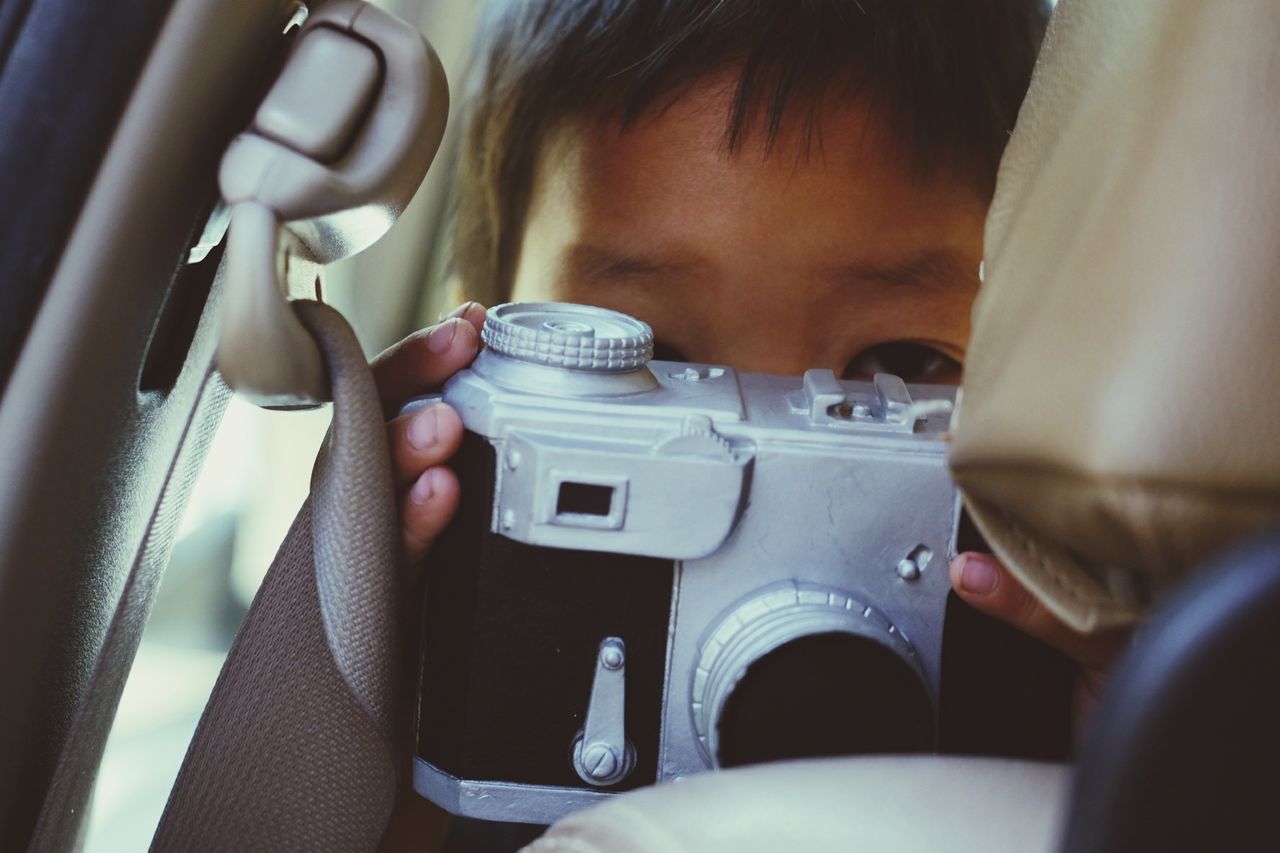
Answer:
524;0;1280;849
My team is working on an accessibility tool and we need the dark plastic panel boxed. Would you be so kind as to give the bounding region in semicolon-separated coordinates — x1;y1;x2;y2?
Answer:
0;0;173;394
1060;532;1280;853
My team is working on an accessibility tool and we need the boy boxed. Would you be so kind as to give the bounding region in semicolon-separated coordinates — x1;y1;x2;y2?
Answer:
375;0;1116;739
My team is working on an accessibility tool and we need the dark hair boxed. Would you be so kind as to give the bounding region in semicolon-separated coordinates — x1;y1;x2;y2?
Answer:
454;0;1050;302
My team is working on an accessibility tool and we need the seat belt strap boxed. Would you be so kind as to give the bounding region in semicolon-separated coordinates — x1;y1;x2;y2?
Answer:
153;301;403;851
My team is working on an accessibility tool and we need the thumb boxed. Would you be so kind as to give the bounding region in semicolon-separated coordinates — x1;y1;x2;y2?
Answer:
949;552;1126;671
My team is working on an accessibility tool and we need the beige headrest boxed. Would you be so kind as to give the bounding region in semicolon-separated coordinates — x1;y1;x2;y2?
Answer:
951;0;1280;632
522;757;1069;853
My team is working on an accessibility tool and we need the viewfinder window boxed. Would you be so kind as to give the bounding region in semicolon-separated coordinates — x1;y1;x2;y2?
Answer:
556;482;615;517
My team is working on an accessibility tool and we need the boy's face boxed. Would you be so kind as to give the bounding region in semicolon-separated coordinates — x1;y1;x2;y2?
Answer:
509;73;985;382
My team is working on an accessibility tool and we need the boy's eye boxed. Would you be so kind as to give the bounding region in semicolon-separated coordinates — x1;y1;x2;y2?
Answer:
652;340;690;363
842;342;962;384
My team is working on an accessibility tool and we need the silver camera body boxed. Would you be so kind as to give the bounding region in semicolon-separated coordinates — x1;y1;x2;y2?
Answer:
413;303;961;825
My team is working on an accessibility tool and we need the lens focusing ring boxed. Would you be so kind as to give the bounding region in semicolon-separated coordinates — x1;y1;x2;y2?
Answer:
482;302;654;372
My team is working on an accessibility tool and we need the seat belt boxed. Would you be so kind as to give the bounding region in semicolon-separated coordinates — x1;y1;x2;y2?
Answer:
153;300;404;851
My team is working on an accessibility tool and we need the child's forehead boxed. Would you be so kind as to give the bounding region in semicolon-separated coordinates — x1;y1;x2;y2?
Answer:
538;73;960;205
522;77;985;288
563;67;892;166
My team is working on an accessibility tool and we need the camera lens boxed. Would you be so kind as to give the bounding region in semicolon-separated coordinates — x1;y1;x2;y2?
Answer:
692;584;934;767
716;632;934;767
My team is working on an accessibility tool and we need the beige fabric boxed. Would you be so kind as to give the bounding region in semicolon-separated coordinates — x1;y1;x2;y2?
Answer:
522;757;1069;853
951;0;1280;632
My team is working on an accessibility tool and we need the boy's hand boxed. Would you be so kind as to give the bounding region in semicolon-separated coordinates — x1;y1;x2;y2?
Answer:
371;303;487;569
949;551;1130;726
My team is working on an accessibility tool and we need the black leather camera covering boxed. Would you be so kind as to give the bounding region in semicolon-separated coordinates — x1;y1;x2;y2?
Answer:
939;513;1074;760
418;432;674;789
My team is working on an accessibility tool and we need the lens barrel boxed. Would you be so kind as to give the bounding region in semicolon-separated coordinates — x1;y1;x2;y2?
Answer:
693;584;934;767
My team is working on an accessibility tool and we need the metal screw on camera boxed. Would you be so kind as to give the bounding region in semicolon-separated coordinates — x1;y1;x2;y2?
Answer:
896;546;933;582
581;743;620;780
600;640;624;670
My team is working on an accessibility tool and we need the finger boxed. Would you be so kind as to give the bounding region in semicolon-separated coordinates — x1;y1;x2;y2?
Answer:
371;312;482;414
386;403;464;489
444;300;487;337
950;552;1127;671
401;466;462;569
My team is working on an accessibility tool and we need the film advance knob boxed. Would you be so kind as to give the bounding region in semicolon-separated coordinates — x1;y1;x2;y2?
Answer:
481;302;654;372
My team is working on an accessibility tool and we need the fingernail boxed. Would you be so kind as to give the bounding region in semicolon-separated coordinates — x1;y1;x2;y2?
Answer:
959;555;999;595
408;406;438;449
409;469;436;505
427;319;459;353
448;301;479;319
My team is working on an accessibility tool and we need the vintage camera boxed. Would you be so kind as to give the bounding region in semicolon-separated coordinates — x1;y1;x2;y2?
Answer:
413;302;960;826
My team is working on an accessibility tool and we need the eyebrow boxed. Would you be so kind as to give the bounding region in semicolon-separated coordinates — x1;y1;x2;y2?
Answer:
564;243;704;284
834;248;977;290
563;243;976;290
